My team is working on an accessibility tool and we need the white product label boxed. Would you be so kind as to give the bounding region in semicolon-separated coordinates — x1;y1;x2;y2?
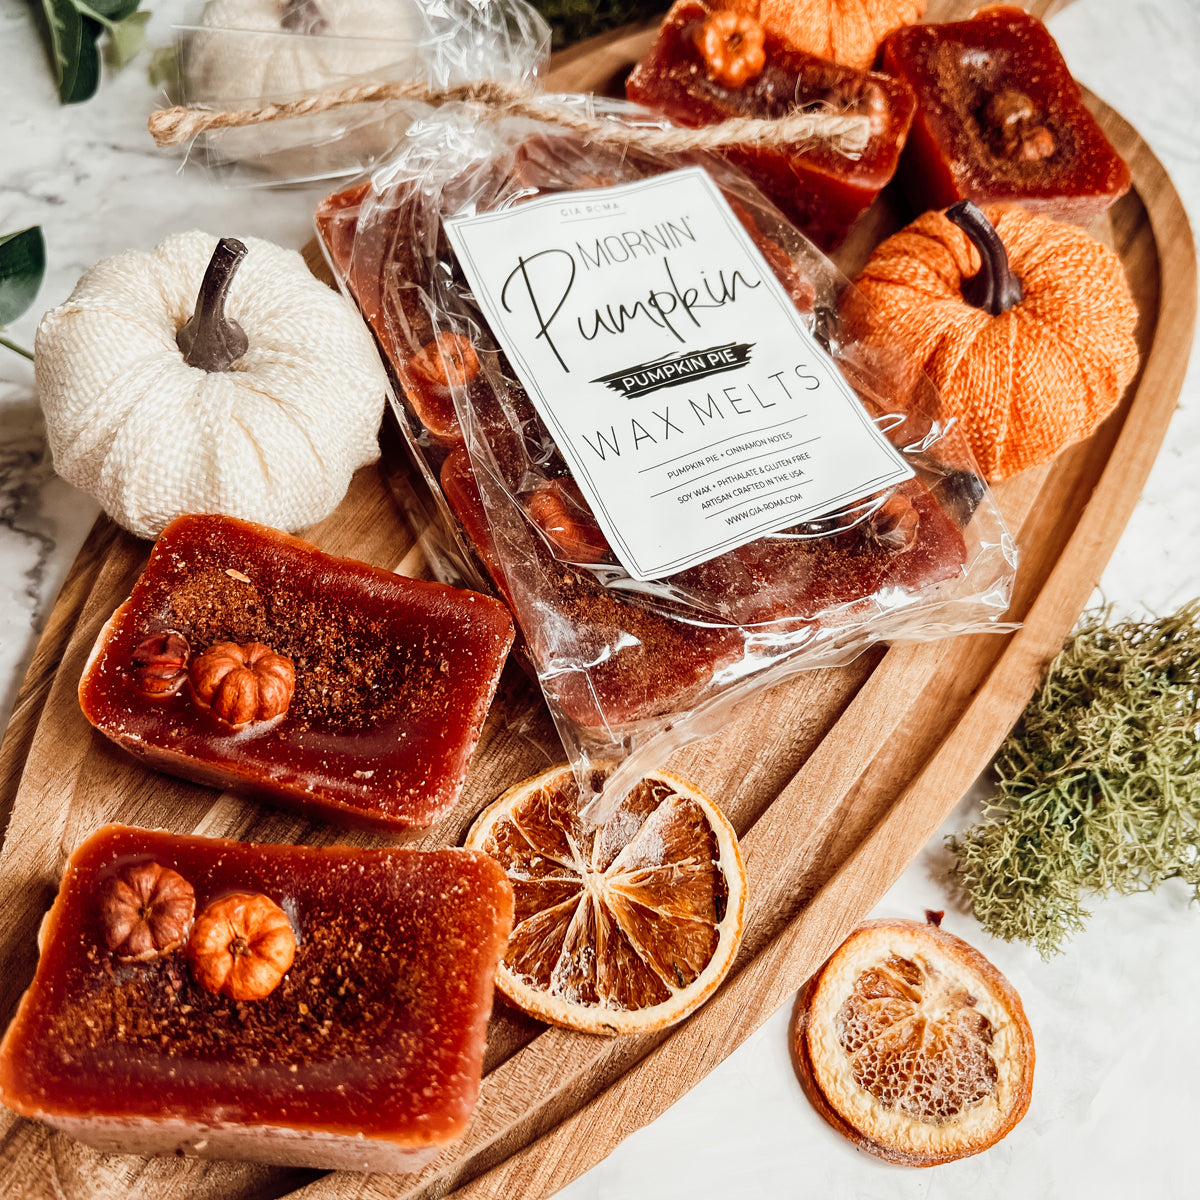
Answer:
445;167;912;581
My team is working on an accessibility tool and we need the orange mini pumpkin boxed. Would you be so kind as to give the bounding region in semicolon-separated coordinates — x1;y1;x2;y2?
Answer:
525;478;610;564
849;201;1139;481
187;891;296;1001
731;0;924;70
696;9;767;87
189;640;296;728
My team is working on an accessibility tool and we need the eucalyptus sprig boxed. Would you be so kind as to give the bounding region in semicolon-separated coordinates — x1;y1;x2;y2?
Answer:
949;602;1200;957
0;227;46;362
29;0;148;104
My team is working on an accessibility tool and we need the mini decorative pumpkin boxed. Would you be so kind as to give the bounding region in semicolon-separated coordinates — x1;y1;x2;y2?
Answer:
189;640;296;727
187;891;297;1001
182;0;425;175
186;0;422;97
525;478;610;563
100;861;196;962
737;0;925;70
697;9;767;87
849;201;1140;481
403;331;480;444
35;231;388;538
130;630;191;697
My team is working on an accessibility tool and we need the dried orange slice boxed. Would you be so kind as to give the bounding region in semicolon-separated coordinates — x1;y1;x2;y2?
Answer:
465;764;746;1035
791;918;1034;1166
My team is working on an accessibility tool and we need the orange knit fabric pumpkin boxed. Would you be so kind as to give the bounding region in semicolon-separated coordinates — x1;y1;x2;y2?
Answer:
849;203;1140;481
729;0;924;69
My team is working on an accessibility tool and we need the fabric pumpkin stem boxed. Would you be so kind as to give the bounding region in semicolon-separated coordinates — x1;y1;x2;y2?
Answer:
176;237;250;372
945;199;1023;316
281;0;328;34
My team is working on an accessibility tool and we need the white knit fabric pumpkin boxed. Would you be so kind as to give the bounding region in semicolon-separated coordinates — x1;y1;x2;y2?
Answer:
186;0;423;101
179;0;550;180
183;0;425;177
36;231;388;539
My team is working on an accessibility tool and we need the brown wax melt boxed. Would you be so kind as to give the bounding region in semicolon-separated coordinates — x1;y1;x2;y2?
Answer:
438;445;745;729
626;0;917;250
673;479;967;628
80;514;515;834
0;825;513;1171
881;6;1131;223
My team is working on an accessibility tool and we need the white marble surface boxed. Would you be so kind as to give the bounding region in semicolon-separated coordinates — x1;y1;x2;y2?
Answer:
1;0;1197;1196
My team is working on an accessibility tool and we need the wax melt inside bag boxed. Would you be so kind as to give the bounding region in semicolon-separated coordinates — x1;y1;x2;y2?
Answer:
173;0;550;183
316;101;1017;814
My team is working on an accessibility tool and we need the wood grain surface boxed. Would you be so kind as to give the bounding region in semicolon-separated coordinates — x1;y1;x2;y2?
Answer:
1;1;1195;1197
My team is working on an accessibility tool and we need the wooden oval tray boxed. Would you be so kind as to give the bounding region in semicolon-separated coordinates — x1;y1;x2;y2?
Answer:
0;3;1194;1197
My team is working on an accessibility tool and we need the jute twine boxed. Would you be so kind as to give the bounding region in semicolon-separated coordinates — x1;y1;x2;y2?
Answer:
147;76;872;157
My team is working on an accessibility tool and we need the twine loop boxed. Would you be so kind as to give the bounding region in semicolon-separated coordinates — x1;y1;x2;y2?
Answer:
148;77;872;159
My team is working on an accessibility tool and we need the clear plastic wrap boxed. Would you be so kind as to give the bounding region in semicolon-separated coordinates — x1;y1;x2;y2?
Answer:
173;0;551;183
315;101;1018;812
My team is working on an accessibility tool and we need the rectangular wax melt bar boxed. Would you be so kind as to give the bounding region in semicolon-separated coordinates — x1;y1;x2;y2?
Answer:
79;514;515;835
881;5;1131;223
626;0;916;250
0;825;514;1171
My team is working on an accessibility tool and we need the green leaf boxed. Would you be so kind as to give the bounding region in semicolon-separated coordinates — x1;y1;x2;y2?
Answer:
0;227;47;328
31;0;79;98
62;16;102;103
31;0;143;103
84;0;141;20
105;10;148;70
32;0;96;103
147;42;182;96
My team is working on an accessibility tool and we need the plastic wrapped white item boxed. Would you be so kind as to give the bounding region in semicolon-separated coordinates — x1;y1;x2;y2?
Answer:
177;0;551;183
